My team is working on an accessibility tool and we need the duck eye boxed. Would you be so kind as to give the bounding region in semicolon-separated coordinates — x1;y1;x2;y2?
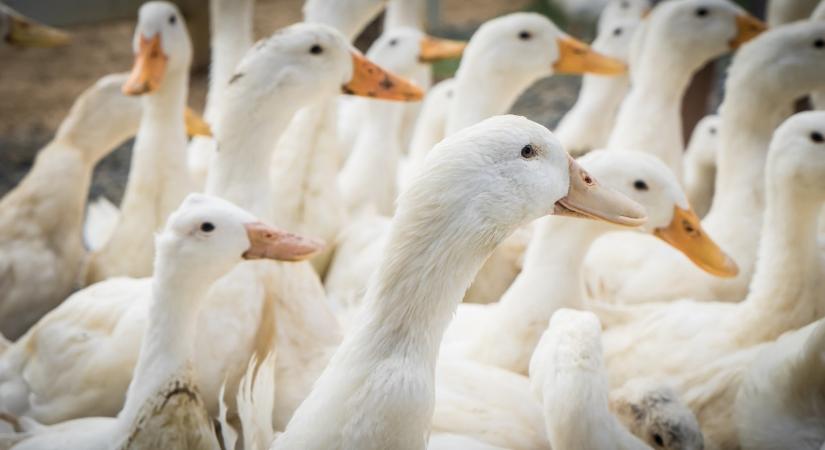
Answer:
695;7;709;17
518;30;532;40
709;127;717;135
811;131;824;143
620;0;629;8
200;222;215;233
389;38;399;46
168;15;176;25
520;144;537;158
814;38;825;49
310;44;323;55
653;433;664;447
633;180;649;191
613;27;623;37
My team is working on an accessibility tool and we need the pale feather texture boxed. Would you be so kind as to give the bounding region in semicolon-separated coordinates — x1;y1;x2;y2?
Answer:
0;73;140;340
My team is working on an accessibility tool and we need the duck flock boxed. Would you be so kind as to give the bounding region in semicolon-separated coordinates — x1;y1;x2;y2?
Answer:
0;0;824;448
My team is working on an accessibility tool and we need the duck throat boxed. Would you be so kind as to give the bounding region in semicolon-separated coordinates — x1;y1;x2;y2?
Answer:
205;0;253;123
446;69;537;135
740;188;823;339
119;257;210;426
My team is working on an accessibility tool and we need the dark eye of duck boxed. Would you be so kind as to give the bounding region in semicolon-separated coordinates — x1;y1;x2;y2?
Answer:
520;144;537;159
620;1;629;9
613;27;623;37
814;38;825;49
168;15;176;25
695;7;709;17
811;131;824;143
518;30;532;40
389;38;399;46
200;222;215;233
709;126;717;135
633;180;649;191
310;44;323;55
652;433;664;447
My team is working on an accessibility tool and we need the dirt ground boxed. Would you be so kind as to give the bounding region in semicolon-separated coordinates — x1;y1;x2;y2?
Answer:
0;0;570;203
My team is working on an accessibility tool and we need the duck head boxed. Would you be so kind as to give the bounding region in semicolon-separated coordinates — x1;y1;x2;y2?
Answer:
579;149;738;277
122;1;192;96
766;111;825;203
159;194;324;283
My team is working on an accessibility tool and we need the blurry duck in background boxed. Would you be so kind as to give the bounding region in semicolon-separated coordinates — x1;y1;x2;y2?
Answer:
606;0;765;177
683;115;721;218
599;111;825;448
0;3;69;48
84;2;196;284
0;75;140;340
735;318;825;450
586;20;825;305
529;309;703;450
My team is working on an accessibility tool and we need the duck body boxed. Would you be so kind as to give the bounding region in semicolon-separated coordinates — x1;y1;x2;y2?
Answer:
0;74;141;339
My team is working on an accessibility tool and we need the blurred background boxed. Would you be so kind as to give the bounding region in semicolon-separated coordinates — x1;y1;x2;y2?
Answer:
0;0;763;203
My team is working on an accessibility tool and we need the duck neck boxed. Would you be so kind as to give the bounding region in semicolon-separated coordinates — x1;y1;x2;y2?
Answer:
269;99;342;231
352;211;511;368
608;51;694;174
741;187;823;339
119;68;191;222
515;217;609;311
555;74;630;151
205;90;302;223
119;254;210;425
447;69;536;135
205;0;253;122
339;100;404;215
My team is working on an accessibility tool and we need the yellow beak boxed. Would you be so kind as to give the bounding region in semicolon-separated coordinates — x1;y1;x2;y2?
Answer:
122;34;168;96
184;107;212;138
5;10;70;48
553;36;627;76
654;206;739;277
730;14;767;49
554;155;648;227
419;35;467;63
342;51;424;102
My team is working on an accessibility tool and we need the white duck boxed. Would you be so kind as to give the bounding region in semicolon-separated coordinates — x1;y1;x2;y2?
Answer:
0;2;69;48
606;0;764;176
529;309;704;450
269;115;645;450
440;150;731;375
338;28;465;217
7;194;321;450
554;18;641;156
735;319;825;450
598;112;825;446
683;115;721;218
186;0;254;188
586;20;825;304
84;2;195;284
0;23;416;428
0;74;140;340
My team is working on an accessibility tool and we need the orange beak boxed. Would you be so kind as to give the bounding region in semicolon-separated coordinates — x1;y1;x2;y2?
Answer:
653;206;739;277
122;34;168;96
341;51;424;102
184;107;212;137
553;36;627;76
419;35;467;63
730;14;767;49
